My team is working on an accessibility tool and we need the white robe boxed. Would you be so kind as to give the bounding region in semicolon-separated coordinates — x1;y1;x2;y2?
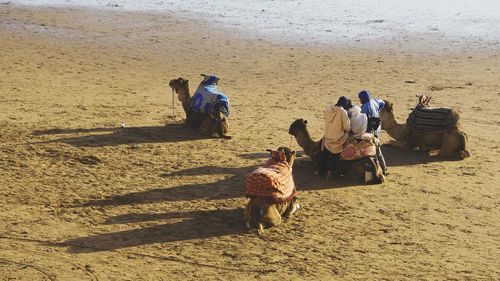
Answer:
349;106;367;138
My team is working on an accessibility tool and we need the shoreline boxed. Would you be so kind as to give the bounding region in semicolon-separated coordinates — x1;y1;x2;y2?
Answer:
2;3;500;55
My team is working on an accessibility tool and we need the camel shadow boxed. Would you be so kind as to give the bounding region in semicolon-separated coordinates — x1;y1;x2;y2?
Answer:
78;165;257;207
77;156;362;208
381;145;454;166
54;208;245;253
32;124;207;147
291;157;369;190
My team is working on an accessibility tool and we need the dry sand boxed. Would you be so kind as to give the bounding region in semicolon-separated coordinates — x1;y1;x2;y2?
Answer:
1;4;499;280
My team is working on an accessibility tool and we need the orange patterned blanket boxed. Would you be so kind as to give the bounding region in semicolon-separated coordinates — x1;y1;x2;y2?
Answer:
340;134;377;160
245;159;296;204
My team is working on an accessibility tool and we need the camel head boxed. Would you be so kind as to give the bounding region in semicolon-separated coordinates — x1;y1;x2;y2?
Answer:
379;100;396;130
381;100;394;114
279;146;297;167
288;118;308;137
380;99;395;117
267;146;296;167
169;77;190;101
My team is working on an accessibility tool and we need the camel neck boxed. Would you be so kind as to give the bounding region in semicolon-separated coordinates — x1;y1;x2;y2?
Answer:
178;88;191;114
295;128;319;157
383;113;407;141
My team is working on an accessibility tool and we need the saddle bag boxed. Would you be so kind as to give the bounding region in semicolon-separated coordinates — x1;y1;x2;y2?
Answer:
407;105;458;132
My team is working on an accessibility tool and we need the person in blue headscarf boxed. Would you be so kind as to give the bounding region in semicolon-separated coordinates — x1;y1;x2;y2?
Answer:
358;90;388;175
190;74;230;117
358;90;385;131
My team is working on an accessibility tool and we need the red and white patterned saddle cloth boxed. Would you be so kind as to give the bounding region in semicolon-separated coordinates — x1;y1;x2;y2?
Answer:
341;133;377;160
245;154;296;203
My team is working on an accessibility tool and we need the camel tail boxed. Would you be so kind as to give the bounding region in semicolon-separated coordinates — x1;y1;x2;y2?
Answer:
458;131;471;159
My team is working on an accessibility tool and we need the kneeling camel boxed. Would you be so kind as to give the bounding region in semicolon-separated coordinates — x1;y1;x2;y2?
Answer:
169;77;231;139
288;119;384;184
379;100;470;159
244;147;300;233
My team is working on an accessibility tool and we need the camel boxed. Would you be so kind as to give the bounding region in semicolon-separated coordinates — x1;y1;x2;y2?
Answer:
168;77;231;139
288;119;384;184
244;147;300;233
379;100;470;159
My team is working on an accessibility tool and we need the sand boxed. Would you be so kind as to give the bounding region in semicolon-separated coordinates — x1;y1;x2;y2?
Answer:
1;4;499;280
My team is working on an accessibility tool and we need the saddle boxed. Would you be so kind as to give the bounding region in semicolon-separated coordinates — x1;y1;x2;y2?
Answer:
340;133;377;161
245;151;296;204
406;95;459;132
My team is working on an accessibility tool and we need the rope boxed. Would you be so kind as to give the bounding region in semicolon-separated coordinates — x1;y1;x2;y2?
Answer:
171;88;176;118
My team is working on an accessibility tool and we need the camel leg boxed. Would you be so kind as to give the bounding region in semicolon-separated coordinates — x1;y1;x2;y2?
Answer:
386;139;410;150
199;117;215;137
212;111;231;139
439;131;460;158
366;157;384;184
244;200;282;229
458;131;471;159
243;201;254;229
244;200;267;230
261;205;282;227
280;198;300;218
217;117;231;139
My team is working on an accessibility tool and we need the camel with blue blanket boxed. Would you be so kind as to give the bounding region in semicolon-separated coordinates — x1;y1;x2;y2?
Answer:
169;74;231;139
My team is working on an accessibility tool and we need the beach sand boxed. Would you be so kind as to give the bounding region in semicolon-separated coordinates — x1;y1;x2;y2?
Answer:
1;4;499;280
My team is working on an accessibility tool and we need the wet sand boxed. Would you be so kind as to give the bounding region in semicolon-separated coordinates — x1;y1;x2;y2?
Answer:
0;4;499;280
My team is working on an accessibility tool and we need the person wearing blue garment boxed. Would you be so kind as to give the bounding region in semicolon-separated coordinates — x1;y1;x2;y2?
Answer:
358;90;388;175
358;90;385;134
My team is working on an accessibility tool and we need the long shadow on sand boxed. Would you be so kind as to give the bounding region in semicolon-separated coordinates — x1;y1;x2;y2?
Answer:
78;165;256;207
78;160;363;208
33;124;207;147
55;208;245;253
380;145;458;166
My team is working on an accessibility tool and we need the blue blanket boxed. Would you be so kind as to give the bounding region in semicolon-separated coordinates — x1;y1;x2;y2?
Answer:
190;84;230;117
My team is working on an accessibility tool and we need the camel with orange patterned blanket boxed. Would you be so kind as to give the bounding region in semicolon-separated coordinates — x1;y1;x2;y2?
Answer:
244;147;300;233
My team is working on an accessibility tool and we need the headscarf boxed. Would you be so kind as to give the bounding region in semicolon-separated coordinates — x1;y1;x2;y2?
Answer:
335;96;350;109
358;90;371;104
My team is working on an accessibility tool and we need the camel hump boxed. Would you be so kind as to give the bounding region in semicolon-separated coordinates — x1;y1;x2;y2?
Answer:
406;105;459;132
245;162;296;204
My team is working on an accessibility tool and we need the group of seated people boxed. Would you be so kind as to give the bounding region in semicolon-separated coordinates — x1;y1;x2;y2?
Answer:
318;90;387;179
190;75;386;179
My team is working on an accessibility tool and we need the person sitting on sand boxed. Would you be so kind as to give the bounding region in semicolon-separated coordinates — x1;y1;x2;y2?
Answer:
190;74;230;117
317;96;351;179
